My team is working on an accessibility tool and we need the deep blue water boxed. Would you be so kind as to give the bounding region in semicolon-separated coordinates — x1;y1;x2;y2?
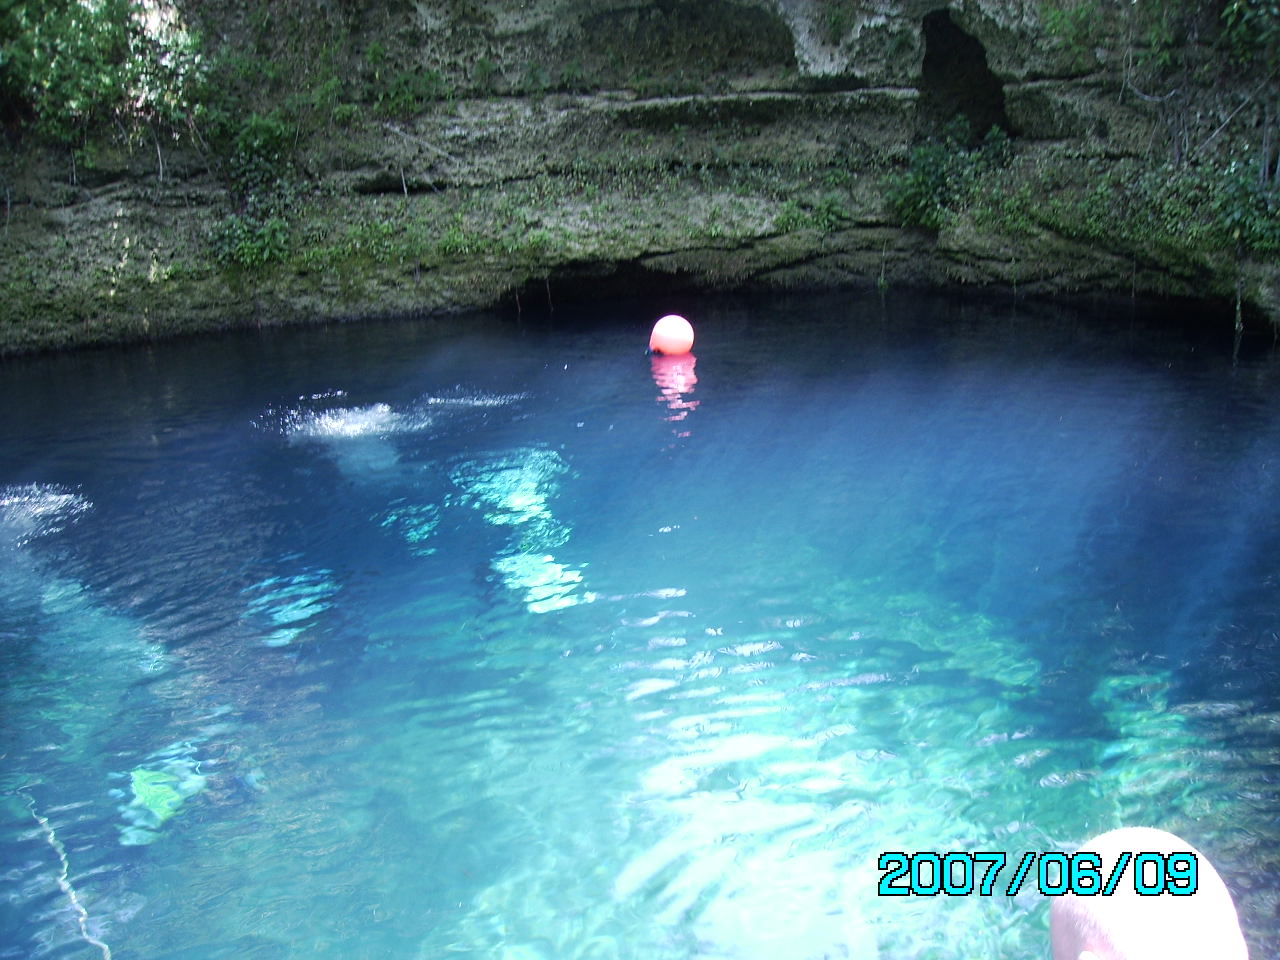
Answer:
1;291;1277;959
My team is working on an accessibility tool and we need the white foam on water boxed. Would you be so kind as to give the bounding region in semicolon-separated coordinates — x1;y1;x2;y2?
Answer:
256;389;526;443
0;484;91;547
257;390;526;477
281;402;414;474
0;484;170;678
288;402;405;440
425;391;527;409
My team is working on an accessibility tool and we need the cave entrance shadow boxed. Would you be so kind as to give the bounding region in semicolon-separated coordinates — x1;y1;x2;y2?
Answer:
917;9;1013;144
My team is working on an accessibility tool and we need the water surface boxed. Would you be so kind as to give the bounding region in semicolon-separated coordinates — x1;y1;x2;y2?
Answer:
1;292;1277;959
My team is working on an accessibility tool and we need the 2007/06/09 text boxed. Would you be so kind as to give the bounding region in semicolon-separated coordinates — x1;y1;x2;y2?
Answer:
877;851;1199;897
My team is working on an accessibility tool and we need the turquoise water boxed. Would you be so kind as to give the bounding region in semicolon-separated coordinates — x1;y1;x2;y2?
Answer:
1;292;1277;959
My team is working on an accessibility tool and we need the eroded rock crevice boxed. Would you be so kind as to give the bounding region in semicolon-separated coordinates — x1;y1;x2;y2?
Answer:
917;9;1012;140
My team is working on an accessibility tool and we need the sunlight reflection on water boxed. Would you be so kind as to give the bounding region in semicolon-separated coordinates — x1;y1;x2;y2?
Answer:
0;293;1276;960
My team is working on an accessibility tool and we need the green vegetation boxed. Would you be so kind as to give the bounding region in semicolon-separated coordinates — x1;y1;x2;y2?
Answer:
1038;0;1280;170
775;192;852;232
824;2;857;45
897;0;1280;286
1;0;1278;355
2;0;462;273
1038;0;1101;71
884;114;1277;304
887;120;1012;230
1222;0;1280;190
0;0;200;144
211;213;290;269
364;37;455;120
992;156;1280;257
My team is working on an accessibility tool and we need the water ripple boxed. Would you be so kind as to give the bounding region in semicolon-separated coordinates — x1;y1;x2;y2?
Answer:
0;484;91;548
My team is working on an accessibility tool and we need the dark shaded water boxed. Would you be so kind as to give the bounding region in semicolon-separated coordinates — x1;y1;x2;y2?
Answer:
1;291;1277;959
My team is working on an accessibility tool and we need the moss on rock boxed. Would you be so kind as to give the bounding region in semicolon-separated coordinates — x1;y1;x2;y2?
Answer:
2;0;1277;355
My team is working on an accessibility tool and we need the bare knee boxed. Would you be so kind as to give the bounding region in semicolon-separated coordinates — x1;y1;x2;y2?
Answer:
1049;827;1248;960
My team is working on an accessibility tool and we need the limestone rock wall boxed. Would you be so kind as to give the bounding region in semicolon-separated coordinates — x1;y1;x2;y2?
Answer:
0;0;1271;353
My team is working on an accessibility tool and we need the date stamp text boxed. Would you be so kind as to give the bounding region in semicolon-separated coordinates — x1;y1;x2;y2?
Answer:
877;851;1199;897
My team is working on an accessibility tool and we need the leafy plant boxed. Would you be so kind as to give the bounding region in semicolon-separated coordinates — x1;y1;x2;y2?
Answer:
375;68;452;118
518;62;551;96
775;193;851;232
229;111;294;197
1;0;201;142
887;120;1012;230
1216;159;1280;253
211;213;289;268
774;199;809;232
437;214;477;256
558;59;590;92
365;41;388;69
473;57;501;93
1222;0;1280;59
1222;0;1280;187
1040;0;1103;70
968;149;1280;275
825;2;856;44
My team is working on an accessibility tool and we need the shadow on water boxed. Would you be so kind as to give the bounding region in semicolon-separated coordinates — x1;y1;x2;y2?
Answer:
0;290;1277;959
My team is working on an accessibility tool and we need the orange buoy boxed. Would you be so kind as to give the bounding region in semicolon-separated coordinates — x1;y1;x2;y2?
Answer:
649;314;695;355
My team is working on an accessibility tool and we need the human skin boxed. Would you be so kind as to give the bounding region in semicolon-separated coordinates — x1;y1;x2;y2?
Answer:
1049;827;1249;960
